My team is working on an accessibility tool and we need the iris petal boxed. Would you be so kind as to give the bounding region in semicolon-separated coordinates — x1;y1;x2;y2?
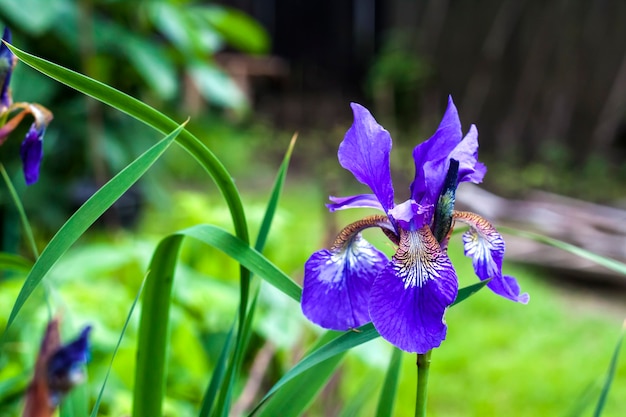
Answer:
20;123;44;185
449;125;487;184
455;211;529;303
338;103;395;213
0;27;14;111
327;194;385;212
369;226;458;353
301;234;388;330
411;96;462;204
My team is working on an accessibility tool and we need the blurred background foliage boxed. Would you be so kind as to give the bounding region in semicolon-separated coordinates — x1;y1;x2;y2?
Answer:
0;0;625;416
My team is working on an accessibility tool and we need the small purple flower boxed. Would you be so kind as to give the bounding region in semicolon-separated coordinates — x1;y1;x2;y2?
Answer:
47;325;92;404
0;27;53;186
0;27;15;112
301;97;528;353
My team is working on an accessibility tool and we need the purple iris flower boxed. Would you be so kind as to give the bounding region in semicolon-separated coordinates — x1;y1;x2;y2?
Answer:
0;27;15;112
301;97;528;353
47;325;92;405
0;27;53;185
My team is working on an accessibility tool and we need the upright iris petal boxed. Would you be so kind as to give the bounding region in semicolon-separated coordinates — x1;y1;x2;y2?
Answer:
337;103;395;214
369;226;458;353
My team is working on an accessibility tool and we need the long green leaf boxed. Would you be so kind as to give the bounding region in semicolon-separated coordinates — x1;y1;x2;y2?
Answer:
593;324;625;417
2;124;183;335
133;235;183;417
248;280;490;415
6;42;249;256
0;164;39;258
181;225;301;301
213;134;298;416
376;348;402;417
255;133;297;253
0;252;33;274
499;226;626;275
256;332;345;417
91;274;147;417
198;323;236;417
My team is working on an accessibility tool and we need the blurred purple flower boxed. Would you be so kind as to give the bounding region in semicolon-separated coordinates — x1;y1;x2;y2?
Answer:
301;97;528;353
23;319;92;417
0;27;53;185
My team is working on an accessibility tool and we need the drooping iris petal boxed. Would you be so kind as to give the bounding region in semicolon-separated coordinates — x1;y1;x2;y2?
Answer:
47;325;92;405
20;122;44;185
302;234;388;330
369;226;458;353
410;96;462;203
449;125;487;184
327;194;385;212
455;210;529;303
0;27;14;111
338;103;395;213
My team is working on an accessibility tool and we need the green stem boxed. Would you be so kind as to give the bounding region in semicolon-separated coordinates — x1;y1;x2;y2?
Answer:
415;350;432;417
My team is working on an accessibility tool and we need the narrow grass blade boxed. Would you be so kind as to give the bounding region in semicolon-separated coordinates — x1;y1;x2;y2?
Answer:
375;348;402;417
7;43;249;248
0;252;33;274
90;274;147;417
198;324;235;417
452;279;489;306
255;133;297;252
3;124;184;335
247;280;487;415
0;164;39;258
592;323;625;417
338;375;379;417
214;135;297;416
133;235;184;417
180;225;302;302
499;226;626;275
255;331;345;417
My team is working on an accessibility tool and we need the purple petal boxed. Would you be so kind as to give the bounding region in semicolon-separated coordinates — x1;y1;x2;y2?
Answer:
327;194;385;212
369;226;458;353
455;211;529;303
449;125;486;184
20;123;44;185
410;96;462;204
338;103;395;213
0;27;14;111
47;325;92;404
301;235;388;330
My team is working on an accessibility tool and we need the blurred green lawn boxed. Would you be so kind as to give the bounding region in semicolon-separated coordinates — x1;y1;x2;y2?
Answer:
1;159;624;416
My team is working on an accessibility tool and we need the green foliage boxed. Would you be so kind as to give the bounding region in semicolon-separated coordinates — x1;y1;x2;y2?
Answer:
0;34;625;417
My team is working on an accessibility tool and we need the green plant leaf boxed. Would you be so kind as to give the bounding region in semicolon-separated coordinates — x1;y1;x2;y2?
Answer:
452;279;490;306
248;280;489;415
0;164;39;258
133;234;183;417
0;252;33;274
197;5;270;54
198;323;236;417
2;124;184;336
188;60;246;109
256;331;345;417
6;43;249;248
91;274;147;417
593;324;625;417
499;226;626;275
180;225;301;302
376;348;402;417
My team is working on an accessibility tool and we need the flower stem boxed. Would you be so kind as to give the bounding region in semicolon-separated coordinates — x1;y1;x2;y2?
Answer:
415;350;432;417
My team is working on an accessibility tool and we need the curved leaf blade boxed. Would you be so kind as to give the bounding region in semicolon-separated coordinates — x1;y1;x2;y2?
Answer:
2;124;184;334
